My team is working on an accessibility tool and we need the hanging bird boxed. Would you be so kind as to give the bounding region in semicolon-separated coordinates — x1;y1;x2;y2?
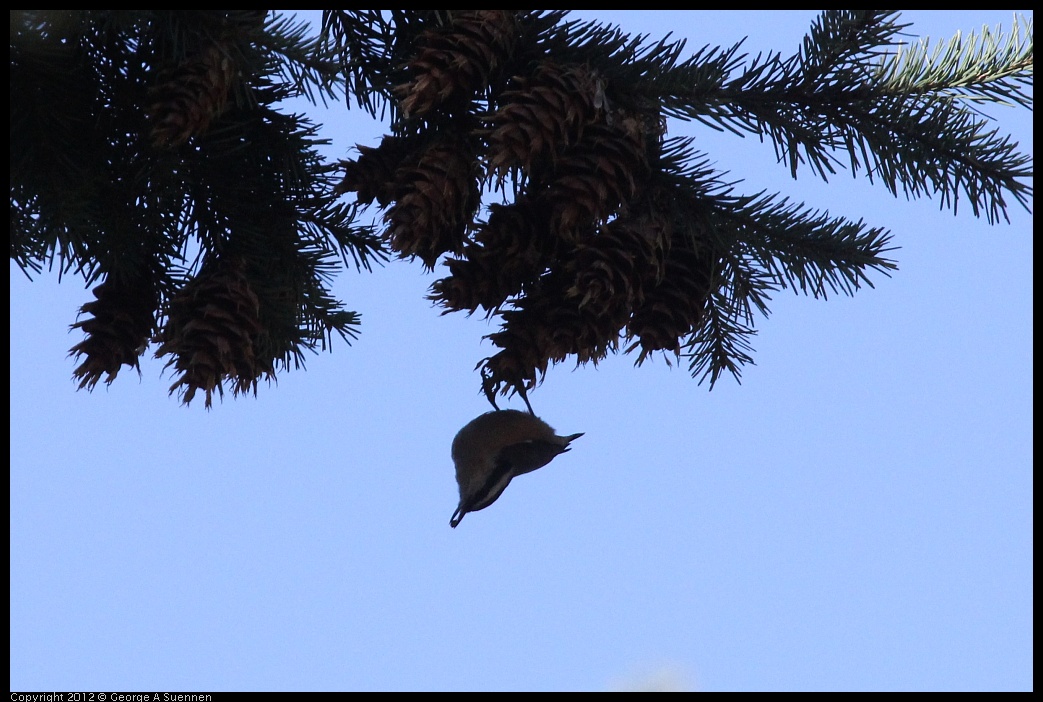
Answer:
450;409;583;528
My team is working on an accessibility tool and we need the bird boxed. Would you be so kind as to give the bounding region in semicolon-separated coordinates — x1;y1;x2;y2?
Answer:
450;409;583;528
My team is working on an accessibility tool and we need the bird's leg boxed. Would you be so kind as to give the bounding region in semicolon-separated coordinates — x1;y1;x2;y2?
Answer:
517;382;535;416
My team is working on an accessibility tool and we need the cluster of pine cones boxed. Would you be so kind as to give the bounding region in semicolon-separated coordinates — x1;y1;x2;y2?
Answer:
337;11;718;400
70;12;279;407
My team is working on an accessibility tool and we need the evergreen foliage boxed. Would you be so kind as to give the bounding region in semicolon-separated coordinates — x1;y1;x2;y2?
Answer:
10;10;1033;405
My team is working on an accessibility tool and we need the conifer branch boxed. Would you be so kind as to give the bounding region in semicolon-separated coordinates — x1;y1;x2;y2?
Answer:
10;11;1033;402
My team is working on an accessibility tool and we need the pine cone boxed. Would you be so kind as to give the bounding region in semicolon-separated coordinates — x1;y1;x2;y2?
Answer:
564;215;669;318
336;134;420;207
394;10;518;118
482;272;628;398
154;258;270;408
69;272;158;390
485;62;602;178
481;325;549;399
429;200;556;313
385;137;481;269
627;243;716;358
148;41;237;148
543;121;650;237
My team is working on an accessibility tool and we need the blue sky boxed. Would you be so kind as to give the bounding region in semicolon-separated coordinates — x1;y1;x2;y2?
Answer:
10;11;1032;691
